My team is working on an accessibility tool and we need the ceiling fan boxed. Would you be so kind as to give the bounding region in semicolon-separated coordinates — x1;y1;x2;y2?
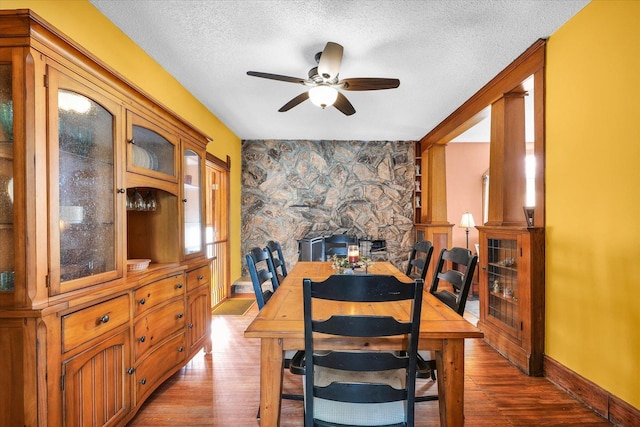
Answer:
247;42;400;116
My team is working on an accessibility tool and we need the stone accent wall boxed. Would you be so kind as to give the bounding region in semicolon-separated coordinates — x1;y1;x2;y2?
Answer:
241;139;416;274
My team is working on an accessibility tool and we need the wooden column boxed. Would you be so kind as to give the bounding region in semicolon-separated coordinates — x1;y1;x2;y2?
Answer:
418;143;453;283
487;88;528;226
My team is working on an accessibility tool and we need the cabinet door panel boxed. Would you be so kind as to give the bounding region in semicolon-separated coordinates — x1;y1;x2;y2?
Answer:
182;144;204;257
47;67;123;295
187;285;210;354
126;111;178;183
0;60;14;297
62;329;131;427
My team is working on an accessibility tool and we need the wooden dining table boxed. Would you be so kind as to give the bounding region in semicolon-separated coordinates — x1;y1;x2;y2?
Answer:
244;261;484;426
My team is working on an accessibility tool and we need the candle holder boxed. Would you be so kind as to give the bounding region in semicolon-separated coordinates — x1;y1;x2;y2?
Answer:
348;244;360;266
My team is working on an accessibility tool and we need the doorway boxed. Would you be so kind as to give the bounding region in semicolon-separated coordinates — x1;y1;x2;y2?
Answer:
205;154;230;308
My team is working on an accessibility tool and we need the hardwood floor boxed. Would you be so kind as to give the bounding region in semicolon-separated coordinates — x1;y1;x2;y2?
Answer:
127;303;611;426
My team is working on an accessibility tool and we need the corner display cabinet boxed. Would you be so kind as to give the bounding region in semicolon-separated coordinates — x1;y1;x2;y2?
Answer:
0;10;212;426
476;226;545;376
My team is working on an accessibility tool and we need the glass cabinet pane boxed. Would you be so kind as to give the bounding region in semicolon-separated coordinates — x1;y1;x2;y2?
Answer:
486;237;519;331
58;90;115;282
131;125;175;176
183;149;202;255
0;63;14;292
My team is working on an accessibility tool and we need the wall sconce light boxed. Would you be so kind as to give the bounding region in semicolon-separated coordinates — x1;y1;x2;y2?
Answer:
459;211;475;249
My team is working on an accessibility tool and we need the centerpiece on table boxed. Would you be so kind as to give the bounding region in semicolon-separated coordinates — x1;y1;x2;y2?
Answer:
330;254;373;274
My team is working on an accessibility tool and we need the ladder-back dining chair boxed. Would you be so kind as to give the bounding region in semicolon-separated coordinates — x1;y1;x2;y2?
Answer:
245;246;303;418
405;240;434;281
302;274;424;426
245;246;280;308
416;246;478;402
265;240;288;285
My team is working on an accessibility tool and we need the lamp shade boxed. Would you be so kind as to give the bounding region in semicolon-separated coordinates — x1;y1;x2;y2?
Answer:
459;211;475;229
309;85;338;108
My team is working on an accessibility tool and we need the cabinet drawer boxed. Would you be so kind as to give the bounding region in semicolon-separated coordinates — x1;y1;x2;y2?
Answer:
133;299;185;360
133;273;185;316
186;265;209;291
134;332;186;405
62;295;130;353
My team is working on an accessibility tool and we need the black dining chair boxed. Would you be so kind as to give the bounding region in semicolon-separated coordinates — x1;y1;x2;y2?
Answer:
245;247;304;418
265;240;288;285
429;247;478;315
245;247;279;308
415;246;478;402
405;240;434;281
301;274;424;426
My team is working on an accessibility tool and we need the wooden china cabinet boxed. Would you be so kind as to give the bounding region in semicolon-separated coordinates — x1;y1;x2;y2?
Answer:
476;226;544;375
0;10;212;426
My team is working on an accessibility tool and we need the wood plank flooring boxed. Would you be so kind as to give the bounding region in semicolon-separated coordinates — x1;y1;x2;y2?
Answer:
127;303;611;426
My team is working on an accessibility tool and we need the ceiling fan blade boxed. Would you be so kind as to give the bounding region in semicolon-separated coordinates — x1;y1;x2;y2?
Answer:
247;71;306;84
340;77;400;91
317;42;343;81
278;92;310;112
333;92;355;116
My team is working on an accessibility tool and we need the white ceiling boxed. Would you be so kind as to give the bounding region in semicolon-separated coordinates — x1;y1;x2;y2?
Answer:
89;0;589;142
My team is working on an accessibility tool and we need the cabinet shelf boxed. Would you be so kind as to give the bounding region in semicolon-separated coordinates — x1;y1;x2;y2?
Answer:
489;290;518;303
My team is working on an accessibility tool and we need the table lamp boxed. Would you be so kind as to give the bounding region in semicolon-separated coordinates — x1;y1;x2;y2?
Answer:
459;211;475;249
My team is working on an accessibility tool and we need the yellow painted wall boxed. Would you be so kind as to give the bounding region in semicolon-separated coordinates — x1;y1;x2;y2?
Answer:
2;0;243;282
546;0;640;408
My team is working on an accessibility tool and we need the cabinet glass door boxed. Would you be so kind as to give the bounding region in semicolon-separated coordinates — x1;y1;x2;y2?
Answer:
486;237;520;337
0;62;14;293
49;68;122;294
183;148;202;256
127;112;178;182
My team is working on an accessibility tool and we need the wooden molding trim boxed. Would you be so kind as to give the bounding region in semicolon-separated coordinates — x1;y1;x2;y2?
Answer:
544;355;639;426
206;152;230;170
421;38;545;148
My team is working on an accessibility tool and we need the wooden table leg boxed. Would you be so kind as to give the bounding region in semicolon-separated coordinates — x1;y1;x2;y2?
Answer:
436;338;465;427
260;338;284;426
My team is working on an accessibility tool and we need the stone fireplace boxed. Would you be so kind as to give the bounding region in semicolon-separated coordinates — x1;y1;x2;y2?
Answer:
241;139;416;275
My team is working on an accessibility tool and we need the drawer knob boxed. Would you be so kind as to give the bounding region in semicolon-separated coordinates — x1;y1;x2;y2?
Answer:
177;313;184;319
140;378;146;385
99;314;110;324
117;188;126;194
188;323;194;329
182;198;187;203
198;275;204;280
127;367;135;375
129;138;136;145
178;346;184;352
176;283;183;289
138;298;146;305
139;336;146;343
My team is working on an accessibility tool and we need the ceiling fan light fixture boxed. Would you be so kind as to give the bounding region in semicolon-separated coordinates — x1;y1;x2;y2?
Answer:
309;85;338;109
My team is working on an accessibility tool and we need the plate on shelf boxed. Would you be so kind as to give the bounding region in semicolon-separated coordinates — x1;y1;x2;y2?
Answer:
148;150;158;171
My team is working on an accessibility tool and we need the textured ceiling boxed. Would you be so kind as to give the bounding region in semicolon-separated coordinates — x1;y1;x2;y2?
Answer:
89;0;589;142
